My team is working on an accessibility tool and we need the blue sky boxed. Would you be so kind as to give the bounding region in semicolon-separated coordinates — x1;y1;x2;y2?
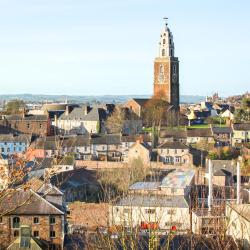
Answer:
0;0;249;96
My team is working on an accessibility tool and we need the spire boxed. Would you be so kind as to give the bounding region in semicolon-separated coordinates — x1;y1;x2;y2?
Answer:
158;17;175;58
163;17;168;30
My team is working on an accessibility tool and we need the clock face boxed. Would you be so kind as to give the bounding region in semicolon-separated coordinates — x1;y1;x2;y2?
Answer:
172;73;177;83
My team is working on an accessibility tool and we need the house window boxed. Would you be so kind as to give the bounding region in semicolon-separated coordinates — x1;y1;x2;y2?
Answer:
27;123;30;129
145;209;155;214
175;157;181;163
50;216;56;224
50;231;56;238
14;230;19;237
39;124;42;129
123;208;131;214
0;216;2;223
165;157;171;163
171;188;177;194
175;149;177;154
167;209;176;215
33;231;39;237
84;146;87;152
1;148;4;153
12;217;20;228
33;217;39;224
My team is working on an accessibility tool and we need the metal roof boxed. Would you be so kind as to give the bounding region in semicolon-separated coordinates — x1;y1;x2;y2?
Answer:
129;182;161;190
160;169;195;189
115;195;189;208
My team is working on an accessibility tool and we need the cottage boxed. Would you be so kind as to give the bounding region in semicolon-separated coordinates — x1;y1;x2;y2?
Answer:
232;123;250;145
0;134;31;156
157;141;193;166
211;126;232;146
110;194;190;231
126;140;151;166
186;128;214;145
56;106;107;134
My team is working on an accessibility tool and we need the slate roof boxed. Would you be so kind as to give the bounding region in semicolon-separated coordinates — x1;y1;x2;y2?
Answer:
51;169;99;191
233;123;250;131
211;126;232;134
0;134;31;143
131;98;150;107
37;183;63;196
59;106;107;121
91;134;121;145
158;141;189;149
0;189;64;215
205;160;237;175
129;182;161;191
5;115;48;121
160;169;195;189
213;169;232;176
31;135;91;150
115;195;189;208
160;130;187;139
121;134;151;143
186;128;213;137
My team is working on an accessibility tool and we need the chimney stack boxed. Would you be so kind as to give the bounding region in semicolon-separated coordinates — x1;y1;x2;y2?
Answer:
65;105;69;116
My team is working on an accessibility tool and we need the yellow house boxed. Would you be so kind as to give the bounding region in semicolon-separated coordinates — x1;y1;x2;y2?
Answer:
232;123;250;145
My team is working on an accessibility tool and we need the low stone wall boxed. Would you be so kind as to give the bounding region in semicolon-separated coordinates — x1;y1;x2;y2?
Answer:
75;160;195;170
75;160;128;169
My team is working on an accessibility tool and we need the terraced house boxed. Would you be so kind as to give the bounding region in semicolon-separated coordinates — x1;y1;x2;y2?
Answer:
0;134;31;156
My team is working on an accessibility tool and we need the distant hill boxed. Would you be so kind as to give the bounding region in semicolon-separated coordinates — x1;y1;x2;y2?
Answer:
0;94;205;104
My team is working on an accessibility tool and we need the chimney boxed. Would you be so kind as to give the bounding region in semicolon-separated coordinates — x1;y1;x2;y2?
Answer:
237;161;241;205
54;114;58;127
83;105;88;115
65;105;69;116
22;107;26;119
19;226;31;248
208;159;213;212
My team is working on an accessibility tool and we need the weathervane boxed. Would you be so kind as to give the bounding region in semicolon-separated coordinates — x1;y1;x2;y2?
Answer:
163;17;168;26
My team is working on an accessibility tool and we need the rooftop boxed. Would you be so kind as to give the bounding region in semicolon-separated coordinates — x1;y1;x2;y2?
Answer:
158;141;189;149
160;169;195;189
129;182;161;191
115;194;189;208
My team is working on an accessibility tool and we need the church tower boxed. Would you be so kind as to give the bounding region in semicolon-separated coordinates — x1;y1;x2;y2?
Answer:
153;18;179;108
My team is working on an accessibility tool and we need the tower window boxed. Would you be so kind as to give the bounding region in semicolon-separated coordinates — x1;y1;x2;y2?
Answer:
169;38;172;45
173;65;177;74
170;49;173;57
162;49;165;57
163;39;166;44
160;65;164;73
